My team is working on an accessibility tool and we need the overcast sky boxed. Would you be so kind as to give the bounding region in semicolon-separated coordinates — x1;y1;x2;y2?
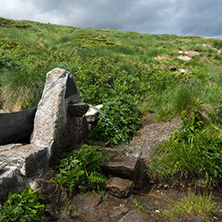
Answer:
1;0;222;38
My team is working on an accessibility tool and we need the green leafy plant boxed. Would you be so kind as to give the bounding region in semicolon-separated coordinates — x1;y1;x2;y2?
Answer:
0;187;46;222
89;95;141;146
54;144;107;193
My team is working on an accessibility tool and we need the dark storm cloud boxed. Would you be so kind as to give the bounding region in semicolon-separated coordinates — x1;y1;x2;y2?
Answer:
0;0;221;38
171;0;222;37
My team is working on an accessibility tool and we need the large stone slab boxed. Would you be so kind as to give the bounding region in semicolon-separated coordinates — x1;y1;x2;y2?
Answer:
0;107;37;144
0;143;48;177
102;148;142;183
31;68;89;163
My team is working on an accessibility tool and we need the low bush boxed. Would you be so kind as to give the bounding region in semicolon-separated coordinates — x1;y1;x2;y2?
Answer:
88;95;141;145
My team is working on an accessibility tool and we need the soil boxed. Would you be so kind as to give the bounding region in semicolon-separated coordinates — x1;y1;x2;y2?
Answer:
41;114;222;221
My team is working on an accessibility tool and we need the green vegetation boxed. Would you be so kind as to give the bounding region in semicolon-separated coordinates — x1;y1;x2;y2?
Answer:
0;187;47;222
0;17;222;186
54;145;107;193
158;191;216;221
149;110;222;186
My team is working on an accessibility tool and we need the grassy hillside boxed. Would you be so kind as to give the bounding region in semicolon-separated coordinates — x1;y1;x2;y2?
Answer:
1;17;222;145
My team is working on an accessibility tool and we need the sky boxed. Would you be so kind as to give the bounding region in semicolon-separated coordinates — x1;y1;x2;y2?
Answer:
0;0;222;38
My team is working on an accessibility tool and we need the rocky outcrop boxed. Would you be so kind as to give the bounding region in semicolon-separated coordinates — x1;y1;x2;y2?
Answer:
31;68;89;163
0;68;89;202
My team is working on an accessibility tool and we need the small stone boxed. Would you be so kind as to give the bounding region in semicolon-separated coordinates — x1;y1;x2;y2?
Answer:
106;177;134;198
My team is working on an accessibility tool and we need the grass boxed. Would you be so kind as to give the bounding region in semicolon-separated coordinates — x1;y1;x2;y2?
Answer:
158;191;216;221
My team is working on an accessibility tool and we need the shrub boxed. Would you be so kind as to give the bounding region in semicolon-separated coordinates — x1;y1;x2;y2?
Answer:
0;187;46;222
54;145;107;193
89;95;141;146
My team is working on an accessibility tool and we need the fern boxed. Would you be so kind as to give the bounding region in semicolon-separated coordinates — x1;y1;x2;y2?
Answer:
54;145;107;193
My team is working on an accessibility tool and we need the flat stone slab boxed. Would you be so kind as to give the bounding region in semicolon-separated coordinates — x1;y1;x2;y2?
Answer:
118;209;156;222
101;148;142;182
177;55;192;61
0;143;48;177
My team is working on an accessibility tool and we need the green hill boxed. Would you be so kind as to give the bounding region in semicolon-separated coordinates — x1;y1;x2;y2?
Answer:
1;17;222;145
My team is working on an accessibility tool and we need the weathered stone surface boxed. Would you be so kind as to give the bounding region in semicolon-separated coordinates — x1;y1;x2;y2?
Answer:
117;209;156;222
106;177;134;198
31;68;88;162
71;193;102;212
68;102;89;117
85;104;103;123
173;212;204;222
0;161;7;171
102;148;142;182
0;167;19;203
32;178;69;221
0;143;48;177
0;107;37;144
0;68;90;203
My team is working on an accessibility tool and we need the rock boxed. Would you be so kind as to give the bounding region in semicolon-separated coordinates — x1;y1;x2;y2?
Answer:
0;107;37;144
0;143;48;177
31;68;88;163
118;209;156;222
85;104;103;123
177;55;192;61
68;102;89;117
71;193;102;212
106;177;134;198
173;212;204;222
0;68;90;202
69;193;102;219
102;148;142;183
34;178;69;221
184;51;201;57
0;166;19;203
0;161;7;171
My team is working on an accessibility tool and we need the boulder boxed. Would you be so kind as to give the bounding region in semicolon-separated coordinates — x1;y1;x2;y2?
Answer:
117;209;156;222
102;148;142;184
0;107;37;144
0;68;90;202
106;177;134;198
31;68;89;163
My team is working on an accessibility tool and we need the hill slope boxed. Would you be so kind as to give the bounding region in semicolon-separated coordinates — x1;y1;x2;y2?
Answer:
1;17;222;144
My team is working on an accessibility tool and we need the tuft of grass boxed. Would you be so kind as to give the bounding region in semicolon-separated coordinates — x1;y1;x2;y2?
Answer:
158;192;216;221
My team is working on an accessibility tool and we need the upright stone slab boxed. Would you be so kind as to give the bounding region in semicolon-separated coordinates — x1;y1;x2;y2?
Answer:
31;68;89;163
